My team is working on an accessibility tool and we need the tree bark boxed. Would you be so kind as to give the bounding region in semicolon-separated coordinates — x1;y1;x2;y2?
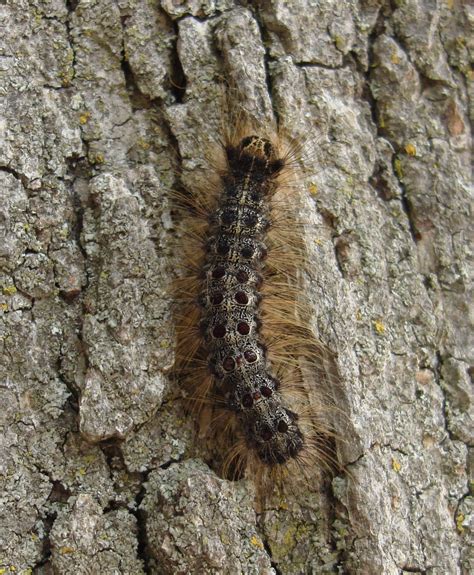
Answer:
1;1;471;574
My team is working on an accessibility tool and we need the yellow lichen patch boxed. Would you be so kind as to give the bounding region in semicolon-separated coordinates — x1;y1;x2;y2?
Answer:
391;458;401;473
59;546;75;555
0;569;6;575
373;319;386;335
220;533;230;545
137;138;151;150
334;35;344;51
394;158;403;180
390;51;400;65
282;525;297;548
422;433;435;448
336;524;348;537
1;303;8;312
79;112;90;125
2;286;17;296
308;182;318;196
269;522;311;561
82;454;97;465
93;153;105;164
250;535;264;550
159;339;170;349
404;143;416;156
455;512;465;534
58;67;74;88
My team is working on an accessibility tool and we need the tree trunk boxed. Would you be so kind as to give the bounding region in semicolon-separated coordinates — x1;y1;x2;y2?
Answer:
1;1;471;574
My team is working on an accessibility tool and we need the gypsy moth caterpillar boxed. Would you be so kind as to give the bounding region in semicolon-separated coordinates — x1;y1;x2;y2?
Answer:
171;117;341;492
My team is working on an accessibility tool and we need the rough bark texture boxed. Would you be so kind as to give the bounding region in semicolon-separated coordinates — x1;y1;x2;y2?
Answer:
0;1;472;574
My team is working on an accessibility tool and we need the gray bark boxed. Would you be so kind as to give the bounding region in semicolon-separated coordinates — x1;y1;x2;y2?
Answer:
0;1;472;574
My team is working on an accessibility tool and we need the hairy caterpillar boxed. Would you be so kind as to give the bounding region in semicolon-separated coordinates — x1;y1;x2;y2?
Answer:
172;121;338;487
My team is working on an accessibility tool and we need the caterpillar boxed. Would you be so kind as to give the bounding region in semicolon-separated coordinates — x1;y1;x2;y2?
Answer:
172;121;338;488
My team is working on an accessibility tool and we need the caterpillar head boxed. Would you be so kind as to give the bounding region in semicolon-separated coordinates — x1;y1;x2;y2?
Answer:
238;135;275;161
226;135;285;180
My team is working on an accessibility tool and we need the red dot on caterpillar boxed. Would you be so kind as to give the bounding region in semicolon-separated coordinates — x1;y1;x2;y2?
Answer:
260;385;272;397
212;324;226;338
212;266;226;279
234;291;248;305
237;321;250;335
223;357;235;372
242;393;253;408
211;292;224;305
236;269;248;283
243;349;257;363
